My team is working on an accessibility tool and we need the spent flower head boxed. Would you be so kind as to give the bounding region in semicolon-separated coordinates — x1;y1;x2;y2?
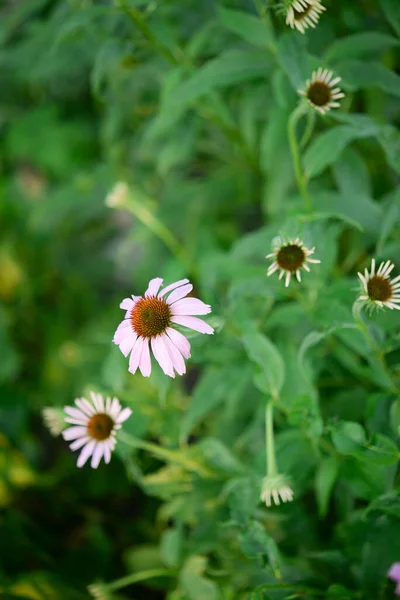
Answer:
357;259;400;312
42;407;65;437
266;237;320;287
62;392;132;468
88;583;113;600
261;473;294;508
113;277;214;378
298;68;344;115
105;181;129;208
285;0;326;34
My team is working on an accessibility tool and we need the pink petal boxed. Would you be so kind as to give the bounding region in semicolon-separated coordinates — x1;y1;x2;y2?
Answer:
388;563;400;581
64;416;88;425
128;336;144;375
62;426;87;441
158;278;190;298
166;327;191;359
120;297;135;310
103;443;112;464
139;337;152;377
117;407;132;423
77;440;96;467
145;277;163;298
151;335;175;378
166;283;193;305
92;392;104;412
91;444;104;469
113;319;131;344
171;315;214;335
64;406;87;421
396;582;400;596
109;397;121;419
170;297;211;316
70;436;90;451
164;335;186;375
75;398;95;416
119;333;137;357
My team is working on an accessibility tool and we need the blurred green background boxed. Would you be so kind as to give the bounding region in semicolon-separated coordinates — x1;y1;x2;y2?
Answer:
1;0;400;599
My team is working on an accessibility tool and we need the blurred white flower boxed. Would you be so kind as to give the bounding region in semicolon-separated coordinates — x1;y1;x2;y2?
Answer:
261;473;294;507
299;68;344;115
358;259;400;311
286;0;326;34
105;181;129;208
62;392;132;468
42;407;65;437
266;237;320;287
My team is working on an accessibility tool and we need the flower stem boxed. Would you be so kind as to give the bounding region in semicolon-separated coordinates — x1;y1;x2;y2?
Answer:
288;103;312;212
104;568;175;593
119;431;216;478
265;400;277;476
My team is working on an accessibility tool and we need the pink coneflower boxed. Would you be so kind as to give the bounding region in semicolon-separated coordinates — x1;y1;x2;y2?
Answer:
113;278;214;378
266;237;320;287
62;392;132;468
388;563;400;595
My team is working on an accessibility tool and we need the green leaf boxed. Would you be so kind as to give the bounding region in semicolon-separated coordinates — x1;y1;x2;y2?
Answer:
240;521;281;577
218;7;274;49
162;49;272;116
331;421;367;454
242;333;285;397
195;438;246;475
378;125;400;174
277;33;311;89
315;456;339;518
338;60;400;97
380;0;400;37
227;477;260;525
325;32;399;63
160;527;182;568
179;556;220;600
180;365;251;442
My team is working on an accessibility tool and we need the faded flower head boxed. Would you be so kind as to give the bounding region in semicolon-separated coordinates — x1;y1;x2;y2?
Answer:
298;68;344;115
42;407;65;437
285;0;326;34
105;181;129;208
113;277;214;378
358;259;400;311
62;392;132;468
388;563;400;596
88;582;112;600
261;474;294;507
266;237;320;287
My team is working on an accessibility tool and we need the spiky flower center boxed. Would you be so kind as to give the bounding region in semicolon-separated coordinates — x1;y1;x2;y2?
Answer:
130;296;171;338
307;81;331;107
276;244;306;271
87;413;114;441
367;276;393;302
294;3;312;19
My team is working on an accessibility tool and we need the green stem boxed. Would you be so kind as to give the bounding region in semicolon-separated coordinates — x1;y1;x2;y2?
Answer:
288;103;312;212
265;400;277;476
299;109;316;149
106;568;175;592
119;431;216;478
352;300;398;394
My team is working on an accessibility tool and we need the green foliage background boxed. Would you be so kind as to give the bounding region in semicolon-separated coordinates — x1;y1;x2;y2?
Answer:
1;0;400;598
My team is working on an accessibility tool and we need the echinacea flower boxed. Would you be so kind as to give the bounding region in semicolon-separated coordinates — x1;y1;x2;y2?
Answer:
285;0;325;34
62;392;132;468
298;68;344;115
358;259;400;311
113;278;214;378
266;237;320;287
260;473;294;507
42;407;65;437
388;563;400;596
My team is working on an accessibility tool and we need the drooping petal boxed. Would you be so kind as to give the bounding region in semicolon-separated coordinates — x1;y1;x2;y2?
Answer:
129;336;144;375
119;333;137;357
70;436;90;451
158;278;190;298
139;338;152;377
166;327;191;359
103;443;112;464
113;319;131;344
151;335;175;378
62;426;88;441
64;416;88;426
91;444;104;469
166;283;193;305
164;335;186;376
389;562;400;582
77;440;96;467
120;298;135;310
145;277;163;298
170;297;211;316
171;315;214;335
